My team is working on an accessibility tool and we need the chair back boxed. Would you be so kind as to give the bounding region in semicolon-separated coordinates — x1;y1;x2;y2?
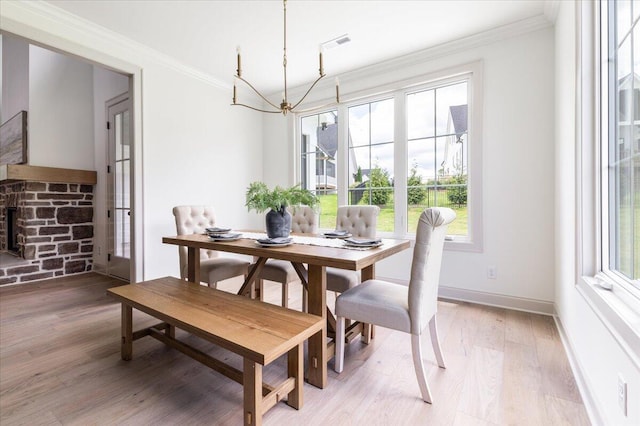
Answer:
335;205;380;238
288;205;318;234
172;205;219;279
408;207;456;335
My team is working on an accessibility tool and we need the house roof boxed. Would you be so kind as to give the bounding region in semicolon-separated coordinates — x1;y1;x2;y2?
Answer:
449;104;468;138
317;123;338;158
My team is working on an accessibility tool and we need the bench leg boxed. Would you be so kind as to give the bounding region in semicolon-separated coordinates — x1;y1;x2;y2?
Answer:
166;324;175;339
121;304;133;360
287;343;303;409
243;358;263;426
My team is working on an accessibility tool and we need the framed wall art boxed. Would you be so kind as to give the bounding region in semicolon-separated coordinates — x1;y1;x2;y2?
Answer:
0;111;28;165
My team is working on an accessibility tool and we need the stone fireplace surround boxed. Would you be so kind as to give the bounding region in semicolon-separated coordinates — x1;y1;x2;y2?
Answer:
1;165;97;285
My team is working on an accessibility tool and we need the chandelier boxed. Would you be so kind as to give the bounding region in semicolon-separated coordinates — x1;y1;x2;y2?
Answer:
232;0;339;115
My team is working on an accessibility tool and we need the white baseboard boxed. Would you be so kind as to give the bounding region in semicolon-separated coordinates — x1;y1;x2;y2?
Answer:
438;285;556;315
92;263;107;274
553;315;604;426
376;275;555;315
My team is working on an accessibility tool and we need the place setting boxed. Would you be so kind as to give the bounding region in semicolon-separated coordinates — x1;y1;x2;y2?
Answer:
255;237;293;247
322;230;352;239
205;227;243;241
342;237;383;249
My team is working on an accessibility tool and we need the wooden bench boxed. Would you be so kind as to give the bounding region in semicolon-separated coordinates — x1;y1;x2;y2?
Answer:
107;276;323;426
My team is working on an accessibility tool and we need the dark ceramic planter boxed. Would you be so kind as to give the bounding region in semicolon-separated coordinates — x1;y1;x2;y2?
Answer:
265;206;291;238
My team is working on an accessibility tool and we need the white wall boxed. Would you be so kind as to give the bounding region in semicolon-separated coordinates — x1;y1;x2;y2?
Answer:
554;2;640;425
92;66;129;271
142;65;263;279
29;45;94;169
264;25;557;309
1;35;29;123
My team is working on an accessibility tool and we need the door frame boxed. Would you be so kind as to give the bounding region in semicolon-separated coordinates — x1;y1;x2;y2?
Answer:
105;92;132;280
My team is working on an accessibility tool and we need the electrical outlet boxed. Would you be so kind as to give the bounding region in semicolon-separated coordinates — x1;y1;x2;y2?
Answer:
487;266;497;279
618;374;627;416
96;246;101;255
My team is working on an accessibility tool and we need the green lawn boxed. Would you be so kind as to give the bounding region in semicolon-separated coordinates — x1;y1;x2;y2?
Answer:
616;202;640;280
317;193;468;235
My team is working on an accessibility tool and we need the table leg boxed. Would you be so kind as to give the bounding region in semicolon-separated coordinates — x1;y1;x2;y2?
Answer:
243;358;262;426
238;257;267;297
306;264;327;389
361;264;375;344
187;247;201;283
121;304;133;360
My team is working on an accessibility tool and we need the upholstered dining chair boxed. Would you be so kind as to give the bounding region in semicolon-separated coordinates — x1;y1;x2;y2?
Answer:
172;205;250;288
325;205;380;294
255;205;318;308
334;207;456;404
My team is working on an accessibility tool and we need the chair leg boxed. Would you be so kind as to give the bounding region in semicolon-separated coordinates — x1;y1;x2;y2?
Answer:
335;316;345;373
281;282;289;308
429;316;446;368
411;334;434;404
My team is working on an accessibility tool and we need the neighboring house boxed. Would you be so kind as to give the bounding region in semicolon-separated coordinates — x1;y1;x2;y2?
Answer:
307;116;359;191
617;72;640;159
440;104;468;177
315;121;338;189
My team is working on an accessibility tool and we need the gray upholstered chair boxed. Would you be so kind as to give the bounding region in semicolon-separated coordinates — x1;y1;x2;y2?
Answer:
172;205;250;288
326;205;380;293
256;205;318;308
334;207;456;404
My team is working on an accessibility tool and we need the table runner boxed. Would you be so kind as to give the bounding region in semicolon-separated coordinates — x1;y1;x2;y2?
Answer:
238;232;382;250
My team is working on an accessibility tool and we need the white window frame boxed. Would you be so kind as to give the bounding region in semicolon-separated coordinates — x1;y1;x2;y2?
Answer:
295;61;483;252
576;0;640;358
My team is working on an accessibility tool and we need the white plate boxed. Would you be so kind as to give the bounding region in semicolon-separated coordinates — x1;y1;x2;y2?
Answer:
256;241;292;248
206;227;231;234
209;234;242;242
344;241;383;249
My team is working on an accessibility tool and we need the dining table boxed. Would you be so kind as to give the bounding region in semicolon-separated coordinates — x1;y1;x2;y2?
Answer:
162;231;410;389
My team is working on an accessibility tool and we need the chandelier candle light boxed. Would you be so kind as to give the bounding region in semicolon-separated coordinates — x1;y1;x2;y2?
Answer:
232;0;340;115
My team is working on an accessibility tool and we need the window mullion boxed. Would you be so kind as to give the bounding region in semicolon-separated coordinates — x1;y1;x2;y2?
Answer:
337;104;348;207
394;90;407;235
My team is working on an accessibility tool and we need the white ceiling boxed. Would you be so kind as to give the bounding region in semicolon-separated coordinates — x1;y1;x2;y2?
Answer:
46;0;551;93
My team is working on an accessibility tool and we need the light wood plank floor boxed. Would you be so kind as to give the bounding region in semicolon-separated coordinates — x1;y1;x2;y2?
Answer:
0;273;590;425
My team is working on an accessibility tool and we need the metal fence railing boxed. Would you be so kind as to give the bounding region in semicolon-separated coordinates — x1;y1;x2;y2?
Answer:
348;184;467;208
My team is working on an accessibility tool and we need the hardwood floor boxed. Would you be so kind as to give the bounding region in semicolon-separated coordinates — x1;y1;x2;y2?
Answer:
0;273;590;425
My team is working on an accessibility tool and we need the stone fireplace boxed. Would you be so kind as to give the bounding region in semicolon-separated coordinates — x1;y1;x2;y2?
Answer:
0;165;97;285
6;207;18;254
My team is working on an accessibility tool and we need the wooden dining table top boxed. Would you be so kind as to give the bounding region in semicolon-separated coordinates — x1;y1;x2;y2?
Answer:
162;232;410;271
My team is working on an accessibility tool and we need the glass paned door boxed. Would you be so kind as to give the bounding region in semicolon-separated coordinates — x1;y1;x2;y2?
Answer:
107;96;131;281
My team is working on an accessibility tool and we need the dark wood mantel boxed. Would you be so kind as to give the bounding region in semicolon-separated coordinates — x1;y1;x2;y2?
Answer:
0;164;97;185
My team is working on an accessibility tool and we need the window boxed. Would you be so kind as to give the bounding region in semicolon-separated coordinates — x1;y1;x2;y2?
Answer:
604;0;640;289
297;63;482;249
348;99;395;231
300;110;339;229
407;82;468;236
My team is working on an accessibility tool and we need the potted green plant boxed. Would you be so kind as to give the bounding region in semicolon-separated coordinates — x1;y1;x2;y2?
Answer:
245;182;319;238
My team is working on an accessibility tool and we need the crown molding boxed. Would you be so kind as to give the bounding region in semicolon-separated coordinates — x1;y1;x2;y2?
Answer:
0;0;228;90
544;0;561;23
